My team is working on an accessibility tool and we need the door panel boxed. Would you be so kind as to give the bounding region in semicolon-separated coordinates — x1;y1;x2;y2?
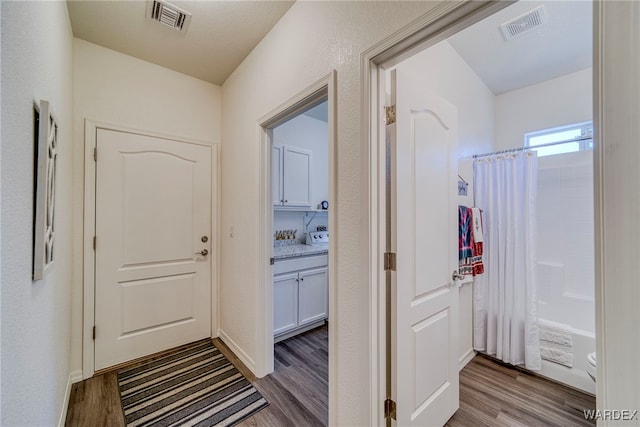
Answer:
121;274;195;333
274;273;299;335
390;67;459;426
413;113;452;296
95;128;211;370
298;267;328;325
283;146;312;207
121;152;194;265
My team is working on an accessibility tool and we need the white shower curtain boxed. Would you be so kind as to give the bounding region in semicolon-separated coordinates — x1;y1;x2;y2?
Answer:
473;151;541;370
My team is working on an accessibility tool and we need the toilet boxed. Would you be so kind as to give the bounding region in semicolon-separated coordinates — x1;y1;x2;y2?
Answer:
586;352;596;382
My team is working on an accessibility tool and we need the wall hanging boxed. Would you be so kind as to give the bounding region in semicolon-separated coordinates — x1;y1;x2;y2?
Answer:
33;100;58;280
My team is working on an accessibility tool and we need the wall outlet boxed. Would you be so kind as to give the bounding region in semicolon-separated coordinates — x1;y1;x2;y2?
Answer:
458;180;468;196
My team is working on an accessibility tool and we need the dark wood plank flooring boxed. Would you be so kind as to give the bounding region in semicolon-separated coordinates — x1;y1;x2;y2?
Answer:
65;325;328;427
232;325;328;427
447;354;596;427
65;327;595;427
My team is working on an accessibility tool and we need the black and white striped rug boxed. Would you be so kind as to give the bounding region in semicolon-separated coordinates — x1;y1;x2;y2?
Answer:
117;340;268;427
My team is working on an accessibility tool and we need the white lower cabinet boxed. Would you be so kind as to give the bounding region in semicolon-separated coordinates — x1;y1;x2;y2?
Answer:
273;255;328;339
298;268;328;325
273;273;299;335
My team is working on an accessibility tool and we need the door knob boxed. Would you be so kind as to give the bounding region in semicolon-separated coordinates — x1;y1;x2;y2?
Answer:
452;270;464;281
195;249;208;256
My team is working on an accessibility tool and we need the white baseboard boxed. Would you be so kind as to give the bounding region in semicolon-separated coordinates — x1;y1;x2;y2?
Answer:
218;328;256;374
458;347;476;371
70;370;83;384
57;370;81;427
274;320;325;343
58;370;83;427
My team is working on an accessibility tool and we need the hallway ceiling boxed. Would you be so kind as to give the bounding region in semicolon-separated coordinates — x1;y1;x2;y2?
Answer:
448;1;592;94
66;0;294;86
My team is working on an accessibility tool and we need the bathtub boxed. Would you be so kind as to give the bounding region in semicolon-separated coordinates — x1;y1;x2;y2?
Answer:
536;263;595;394
534;151;595;394
537;322;595;395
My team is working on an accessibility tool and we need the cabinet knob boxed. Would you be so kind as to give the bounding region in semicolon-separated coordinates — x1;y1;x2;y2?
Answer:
300;277;304;281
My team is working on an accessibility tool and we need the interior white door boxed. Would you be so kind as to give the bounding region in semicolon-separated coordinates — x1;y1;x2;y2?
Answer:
389;67;459;426
95;128;211;371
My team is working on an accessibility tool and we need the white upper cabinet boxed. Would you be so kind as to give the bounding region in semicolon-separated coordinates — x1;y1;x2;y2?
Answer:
272;144;284;205
273;144;312;208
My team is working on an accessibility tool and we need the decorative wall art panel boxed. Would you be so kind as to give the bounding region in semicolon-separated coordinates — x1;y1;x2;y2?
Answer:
33;100;58;280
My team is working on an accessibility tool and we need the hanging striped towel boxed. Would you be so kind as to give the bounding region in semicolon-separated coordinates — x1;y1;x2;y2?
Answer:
459;206;474;275
471;208;484;275
458;206;484;276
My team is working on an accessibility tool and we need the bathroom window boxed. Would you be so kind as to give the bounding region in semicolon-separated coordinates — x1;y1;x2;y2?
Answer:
525;121;593;157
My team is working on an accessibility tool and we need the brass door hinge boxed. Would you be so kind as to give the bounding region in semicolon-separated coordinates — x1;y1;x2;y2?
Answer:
93;236;96;250
384;398;397;420
384;252;396;271
384;105;396;125
94;147;97;161
92;326;96;340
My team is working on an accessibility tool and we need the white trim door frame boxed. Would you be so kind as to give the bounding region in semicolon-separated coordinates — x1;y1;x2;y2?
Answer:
82;120;219;379
255;71;337;423
593;1;640;418
360;1;582;424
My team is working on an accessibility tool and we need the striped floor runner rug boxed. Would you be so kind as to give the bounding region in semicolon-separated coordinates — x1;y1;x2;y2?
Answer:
117;340;268;427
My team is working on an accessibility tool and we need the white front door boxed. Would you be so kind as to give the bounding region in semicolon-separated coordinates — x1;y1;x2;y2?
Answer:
95;128;212;371
389;67;459;426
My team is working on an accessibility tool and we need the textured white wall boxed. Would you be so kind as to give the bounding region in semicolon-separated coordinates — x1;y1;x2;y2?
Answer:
495;68;593;151
274;210;329;245
220;2;438;424
1;1;74;425
397;40;495;157
71;39;222;373
396;39;495;366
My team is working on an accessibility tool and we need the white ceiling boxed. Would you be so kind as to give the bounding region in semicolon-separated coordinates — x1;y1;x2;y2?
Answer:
66;0;294;86
448;1;592;95
66;1;591;93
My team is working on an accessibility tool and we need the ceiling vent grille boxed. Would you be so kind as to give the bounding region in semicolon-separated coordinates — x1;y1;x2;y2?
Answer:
500;5;547;41
146;0;192;33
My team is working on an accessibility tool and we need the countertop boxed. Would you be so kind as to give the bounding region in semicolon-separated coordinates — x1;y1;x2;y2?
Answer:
274;243;329;260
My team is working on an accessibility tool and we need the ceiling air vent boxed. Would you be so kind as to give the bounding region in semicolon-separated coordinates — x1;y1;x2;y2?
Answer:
500;5;547;41
146;0;192;33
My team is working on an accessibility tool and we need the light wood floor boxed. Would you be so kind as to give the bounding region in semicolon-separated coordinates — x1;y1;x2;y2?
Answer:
66;327;594;426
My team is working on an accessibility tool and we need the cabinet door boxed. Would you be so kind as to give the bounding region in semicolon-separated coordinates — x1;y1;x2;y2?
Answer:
283;146;312;207
298;267;328;326
272;144;284;205
274;272;299;335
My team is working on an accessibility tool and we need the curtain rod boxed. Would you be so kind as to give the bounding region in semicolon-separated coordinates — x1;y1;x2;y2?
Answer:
472;136;593;159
